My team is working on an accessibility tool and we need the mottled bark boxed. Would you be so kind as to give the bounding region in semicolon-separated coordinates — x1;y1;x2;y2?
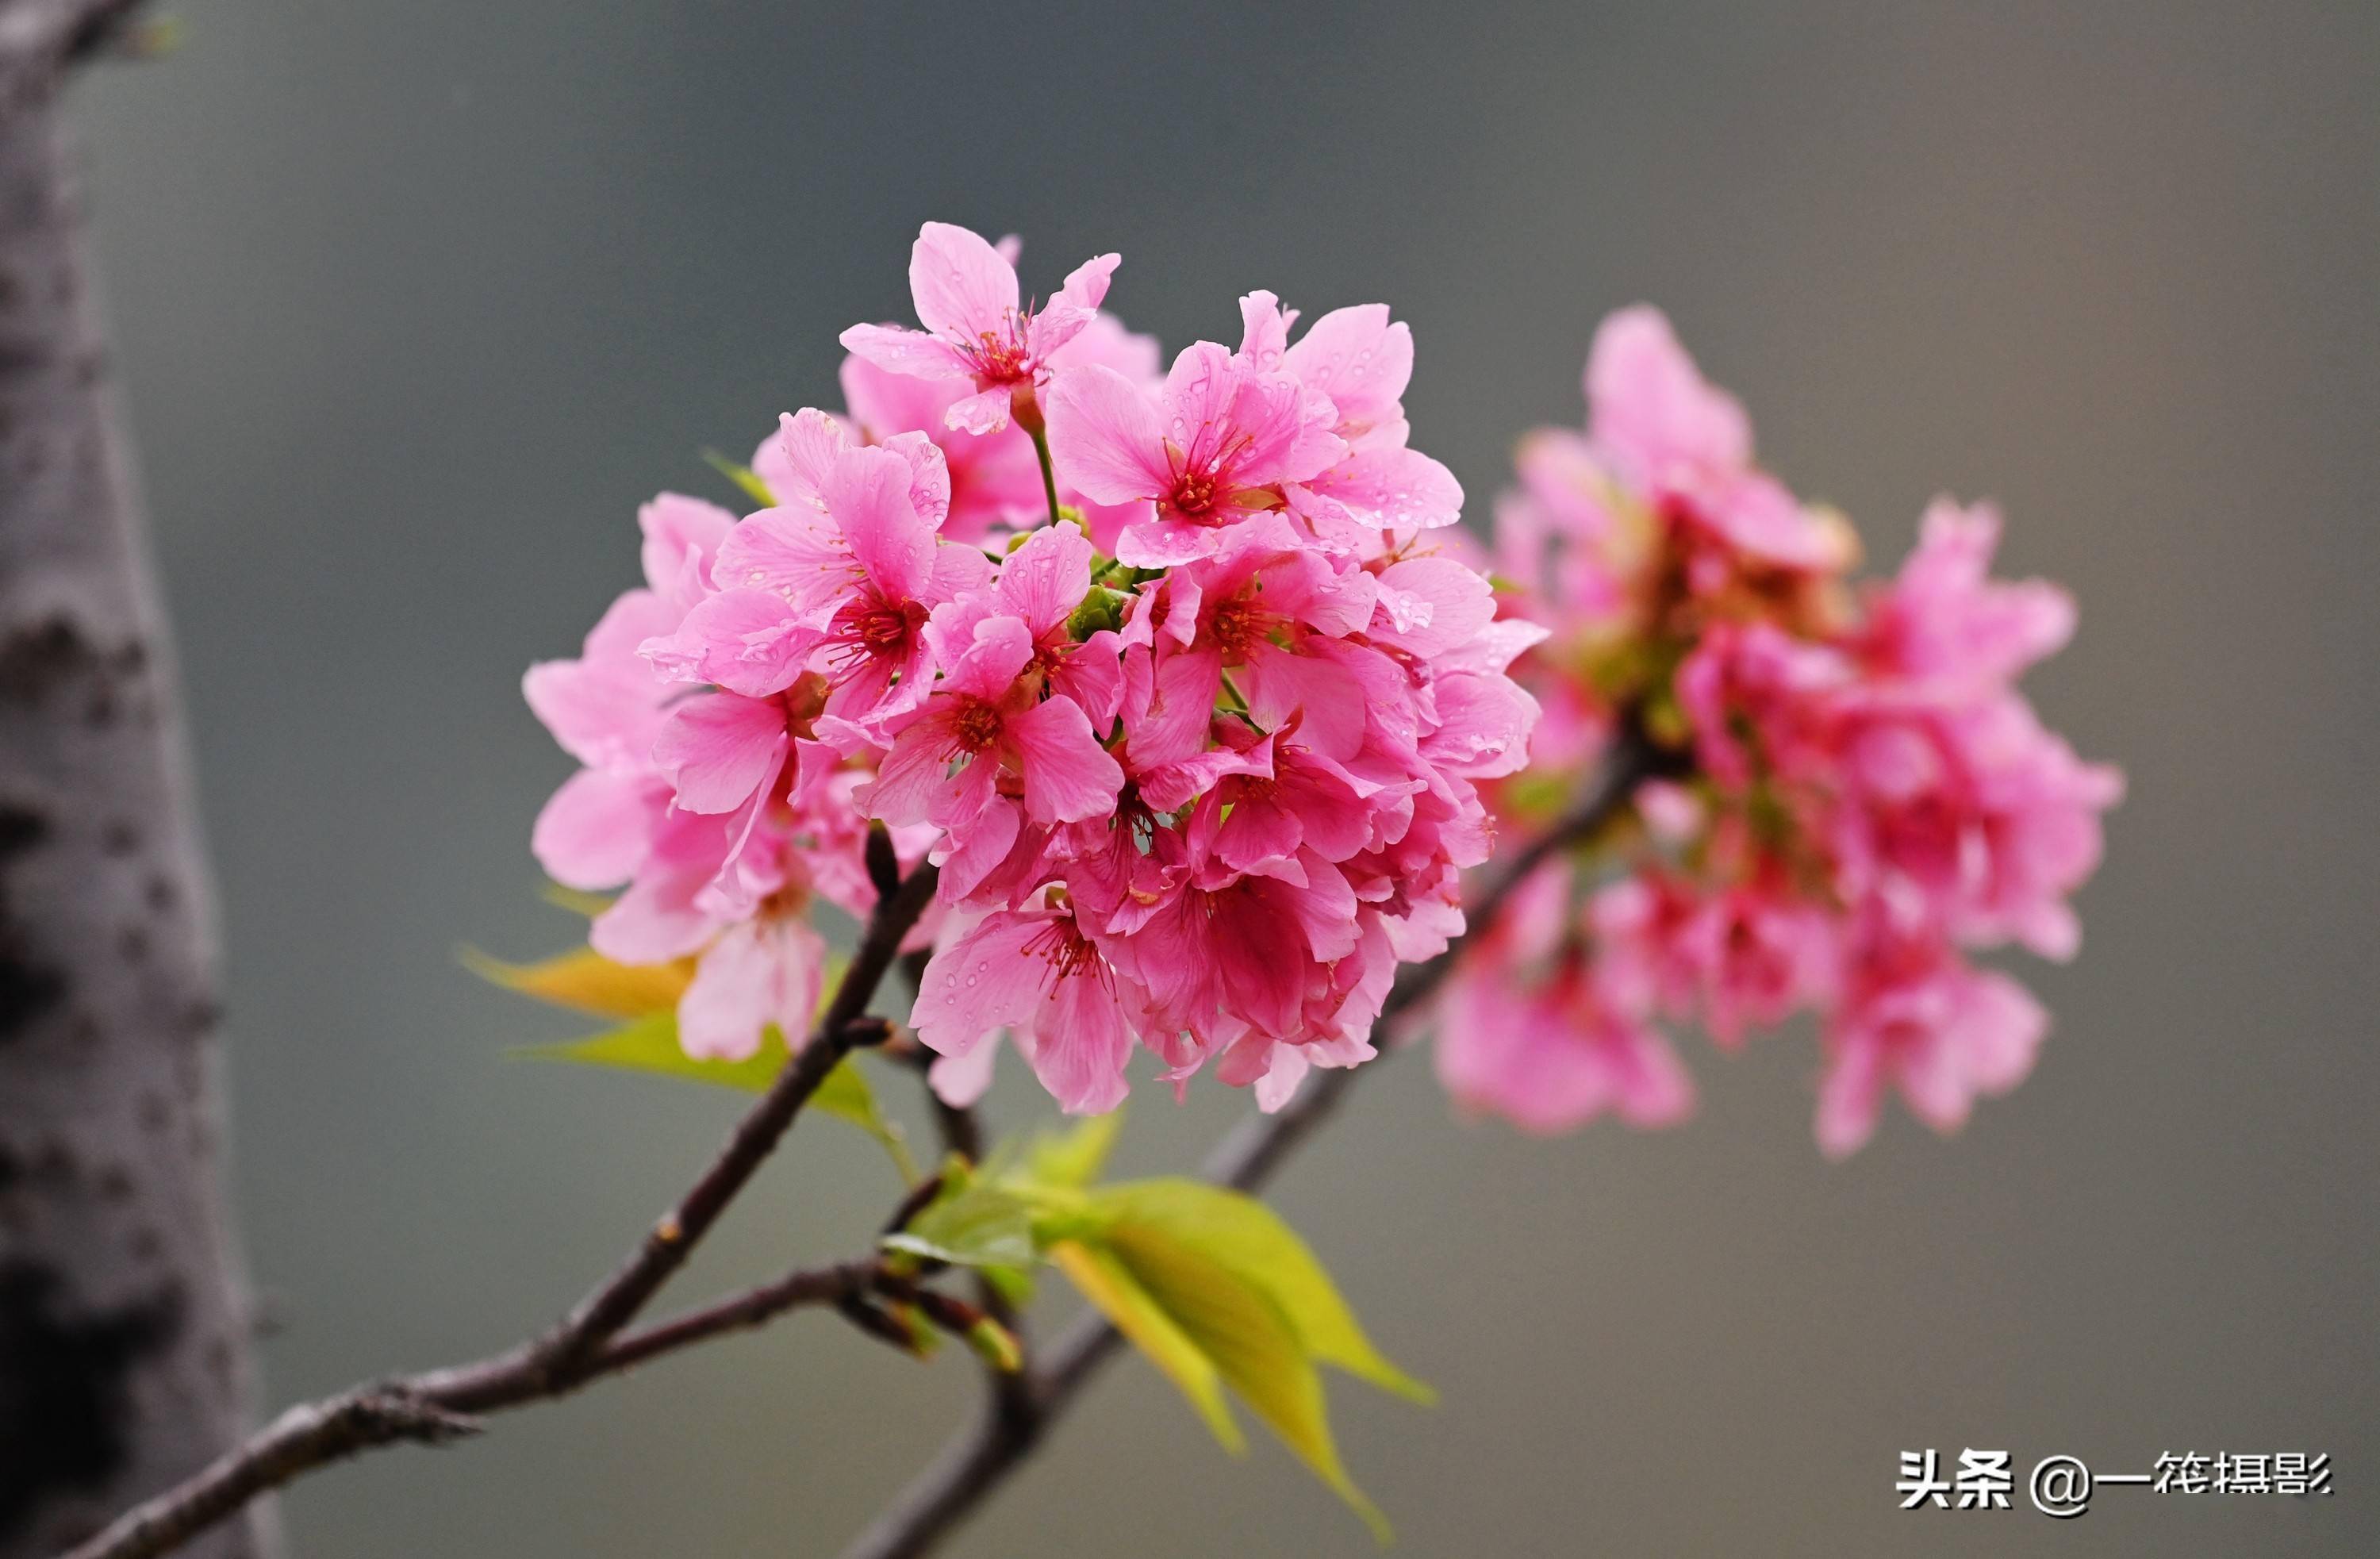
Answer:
0;7;272;1556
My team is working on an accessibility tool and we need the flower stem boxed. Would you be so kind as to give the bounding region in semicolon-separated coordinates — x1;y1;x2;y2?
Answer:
1027;420;1062;528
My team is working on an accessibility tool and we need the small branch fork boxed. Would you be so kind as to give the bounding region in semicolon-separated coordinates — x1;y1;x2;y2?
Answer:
68;732;1670;1559
835;729;1677;1559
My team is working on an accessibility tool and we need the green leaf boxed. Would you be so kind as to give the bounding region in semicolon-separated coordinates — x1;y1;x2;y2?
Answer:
1050;1240;1242;1453
1105;1226;1391;1542
515;1011;786;1090
809;1049;920;1181
540;883;616;917
513;1012;914;1178
1023;1111;1124;1191
463;944;691;1019
1090;1180;1434;1403
701;448;777;507
882;1182;1039;1269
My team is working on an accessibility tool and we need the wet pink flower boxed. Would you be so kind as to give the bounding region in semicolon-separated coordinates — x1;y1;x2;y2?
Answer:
859;613;1124;845
908;902;1146;1115
1044;340;1345;566
841;221;1119;436
523;236;1580;1110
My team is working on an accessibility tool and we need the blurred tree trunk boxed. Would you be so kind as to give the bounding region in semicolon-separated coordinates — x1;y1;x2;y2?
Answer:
0;6;274;1556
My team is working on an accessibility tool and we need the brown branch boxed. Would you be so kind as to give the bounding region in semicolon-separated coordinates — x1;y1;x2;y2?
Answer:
56;1253;895;1559
836;729;1676;1559
63;862;941;1559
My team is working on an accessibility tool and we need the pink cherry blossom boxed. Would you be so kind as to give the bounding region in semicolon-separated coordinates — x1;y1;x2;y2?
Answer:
840;221;1119;436
1814;941;2048;1159
908;902;1145;1115
859;614;1124;847
1044;340;1344;566
1441;307;2115;1154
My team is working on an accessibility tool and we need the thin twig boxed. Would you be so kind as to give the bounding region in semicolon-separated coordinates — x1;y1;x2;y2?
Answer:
836;731;1675;1559
63;862;942;1559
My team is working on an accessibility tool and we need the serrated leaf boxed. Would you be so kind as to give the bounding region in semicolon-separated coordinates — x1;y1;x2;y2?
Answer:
1023;1111;1124;1191
463;945;692;1018
702;448;777;508
1105;1226;1390;1542
1050;1240;1242;1453
882;1183;1038;1269
1090;1180;1433;1404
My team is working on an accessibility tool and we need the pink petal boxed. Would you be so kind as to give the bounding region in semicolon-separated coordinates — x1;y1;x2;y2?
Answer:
1587;305;1752;479
1043;364;1172;505
1111;515;1221;568
1008;695;1125;824
638;493;735;609
994;521;1094;637
1026;252;1121;361
678;919;826;1062
714;505;849;619
532;767;668;889
943;386;1013;436
823;444;935;600
927;1035;1001;1107
641;588;819;697
1239;645;1367;762
1124;647;1222;772
936;793;1023;904
654;694;789;814
1283;305;1412;441
908;221;1022;344
1296;445;1464;532
1368;555;1495;657
769;409;856;506
1023;966;1134;1115
1236;290;1294;371
908;910;1050;1058
839;322;972;382
856;714;955;827
1815;1035;1885;1160
942;614;1037;702
881;430;953;532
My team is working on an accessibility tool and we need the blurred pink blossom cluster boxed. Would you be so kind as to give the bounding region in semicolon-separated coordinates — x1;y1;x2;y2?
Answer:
527;222;1535;1114
1440;307;2121;1155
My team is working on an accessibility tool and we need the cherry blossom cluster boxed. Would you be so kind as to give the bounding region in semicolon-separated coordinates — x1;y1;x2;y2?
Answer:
1438;307;2121;1155
526;222;1536;1114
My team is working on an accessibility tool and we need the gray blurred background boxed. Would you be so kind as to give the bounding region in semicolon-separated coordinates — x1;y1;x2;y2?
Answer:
66;2;2376;1554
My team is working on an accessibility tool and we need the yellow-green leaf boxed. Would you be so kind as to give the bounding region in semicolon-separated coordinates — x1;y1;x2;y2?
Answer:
1023;1110;1124;1191
514;1013;912;1178
1091;1179;1433;1403
1050;1240;1242;1454
702;448;777;508
463;944;692;1019
539;884;615;917
1106;1227;1390;1542
882;1182;1038;1269
514;1012;785;1089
